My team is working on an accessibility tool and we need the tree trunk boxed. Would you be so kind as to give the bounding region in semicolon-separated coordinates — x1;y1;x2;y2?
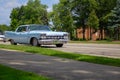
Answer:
82;25;86;40
90;27;92;40
100;26;103;40
117;27;120;40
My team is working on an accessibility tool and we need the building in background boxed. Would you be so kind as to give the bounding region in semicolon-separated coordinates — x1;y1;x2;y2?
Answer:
76;27;105;40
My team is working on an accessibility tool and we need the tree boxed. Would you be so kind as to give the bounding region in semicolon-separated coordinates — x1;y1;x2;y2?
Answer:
49;4;62;31
10;7;20;30
26;0;48;24
10;0;48;30
87;10;99;40
49;0;118;40
96;0;117;40
50;0;75;39
108;0;120;40
71;0;98;40
0;24;10;34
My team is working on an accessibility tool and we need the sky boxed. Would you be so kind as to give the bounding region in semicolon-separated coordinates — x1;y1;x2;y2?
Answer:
0;0;59;25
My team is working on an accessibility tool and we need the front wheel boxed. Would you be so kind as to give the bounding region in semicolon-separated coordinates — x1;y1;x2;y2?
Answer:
31;38;39;46
56;44;63;47
10;39;17;45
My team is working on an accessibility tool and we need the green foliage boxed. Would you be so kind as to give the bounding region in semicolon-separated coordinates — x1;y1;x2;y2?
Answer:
0;24;10;34
96;0;117;18
10;8;19;30
107;0;120;40
96;0;117;24
96;0;117;39
87;10;99;40
108;0;120;27
87;10;99;30
49;4;61;31
9;0;118;40
10;0;48;31
50;0;117;40
71;0;98;26
0;64;51;80
103;37;113;42
49;0;75;39
71;0;99;40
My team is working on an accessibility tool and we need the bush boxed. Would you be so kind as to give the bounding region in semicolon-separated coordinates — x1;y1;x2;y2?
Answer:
104;37;113;42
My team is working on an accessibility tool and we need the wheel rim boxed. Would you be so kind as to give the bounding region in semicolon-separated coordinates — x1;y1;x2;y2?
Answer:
32;38;38;46
10;39;14;44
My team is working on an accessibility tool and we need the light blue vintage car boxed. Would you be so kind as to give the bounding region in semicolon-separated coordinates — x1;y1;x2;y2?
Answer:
5;24;69;47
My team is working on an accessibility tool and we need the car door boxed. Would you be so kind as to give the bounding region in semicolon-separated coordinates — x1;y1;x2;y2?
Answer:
14;27;22;43
19;26;29;43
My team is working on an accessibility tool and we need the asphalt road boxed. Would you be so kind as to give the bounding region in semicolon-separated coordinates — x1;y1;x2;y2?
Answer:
0;50;120;80
50;43;120;58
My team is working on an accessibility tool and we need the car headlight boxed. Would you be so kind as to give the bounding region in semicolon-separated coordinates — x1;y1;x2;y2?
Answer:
40;34;46;39
63;34;68;39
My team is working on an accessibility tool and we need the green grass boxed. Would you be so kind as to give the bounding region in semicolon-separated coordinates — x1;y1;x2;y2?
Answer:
0;44;120;67
70;40;120;44
0;64;51;80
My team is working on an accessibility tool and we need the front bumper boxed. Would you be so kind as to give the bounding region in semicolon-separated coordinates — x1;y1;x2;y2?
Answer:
38;39;68;45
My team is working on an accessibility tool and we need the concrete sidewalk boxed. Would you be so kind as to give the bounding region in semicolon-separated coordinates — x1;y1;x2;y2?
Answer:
0;49;120;80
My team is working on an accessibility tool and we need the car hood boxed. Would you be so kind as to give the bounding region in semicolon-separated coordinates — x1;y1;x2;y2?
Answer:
29;30;68;36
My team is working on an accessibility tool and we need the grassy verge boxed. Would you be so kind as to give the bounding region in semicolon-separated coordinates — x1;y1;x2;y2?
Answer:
70;40;120;44
0;44;120;67
0;64;51;80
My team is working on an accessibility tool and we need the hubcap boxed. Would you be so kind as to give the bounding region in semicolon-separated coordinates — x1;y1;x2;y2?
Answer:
33;38;38;46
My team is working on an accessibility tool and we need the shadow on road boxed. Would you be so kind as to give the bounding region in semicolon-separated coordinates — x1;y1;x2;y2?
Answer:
0;50;120;80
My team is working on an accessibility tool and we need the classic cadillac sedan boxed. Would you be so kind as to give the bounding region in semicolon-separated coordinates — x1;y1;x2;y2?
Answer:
5;24;69;47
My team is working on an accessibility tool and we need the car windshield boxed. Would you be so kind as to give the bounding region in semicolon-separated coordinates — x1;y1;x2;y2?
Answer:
28;25;51;31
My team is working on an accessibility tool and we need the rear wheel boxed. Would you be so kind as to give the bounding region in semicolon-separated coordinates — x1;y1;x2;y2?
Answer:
31;38;39;46
56;44;63;47
10;39;17;45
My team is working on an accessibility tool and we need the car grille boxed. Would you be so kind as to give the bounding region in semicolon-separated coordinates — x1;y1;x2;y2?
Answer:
46;35;64;39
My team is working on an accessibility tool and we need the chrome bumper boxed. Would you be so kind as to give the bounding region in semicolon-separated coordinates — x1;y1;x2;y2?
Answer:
38;39;68;45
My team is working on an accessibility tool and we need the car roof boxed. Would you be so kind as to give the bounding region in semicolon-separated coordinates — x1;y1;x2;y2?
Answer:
20;24;50;28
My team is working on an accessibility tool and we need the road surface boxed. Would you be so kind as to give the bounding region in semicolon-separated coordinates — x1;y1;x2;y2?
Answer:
0;50;120;80
50;43;120;58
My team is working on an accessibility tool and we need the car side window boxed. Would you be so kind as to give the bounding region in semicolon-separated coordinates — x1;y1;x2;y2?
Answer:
21;27;26;32
16;26;27;32
16;27;22;32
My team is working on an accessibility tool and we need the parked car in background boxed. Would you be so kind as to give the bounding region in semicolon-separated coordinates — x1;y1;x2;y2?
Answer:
5;24;69;47
0;35;5;41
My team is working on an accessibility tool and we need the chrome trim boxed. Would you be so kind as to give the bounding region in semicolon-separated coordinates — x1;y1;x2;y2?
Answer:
38;39;68;45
